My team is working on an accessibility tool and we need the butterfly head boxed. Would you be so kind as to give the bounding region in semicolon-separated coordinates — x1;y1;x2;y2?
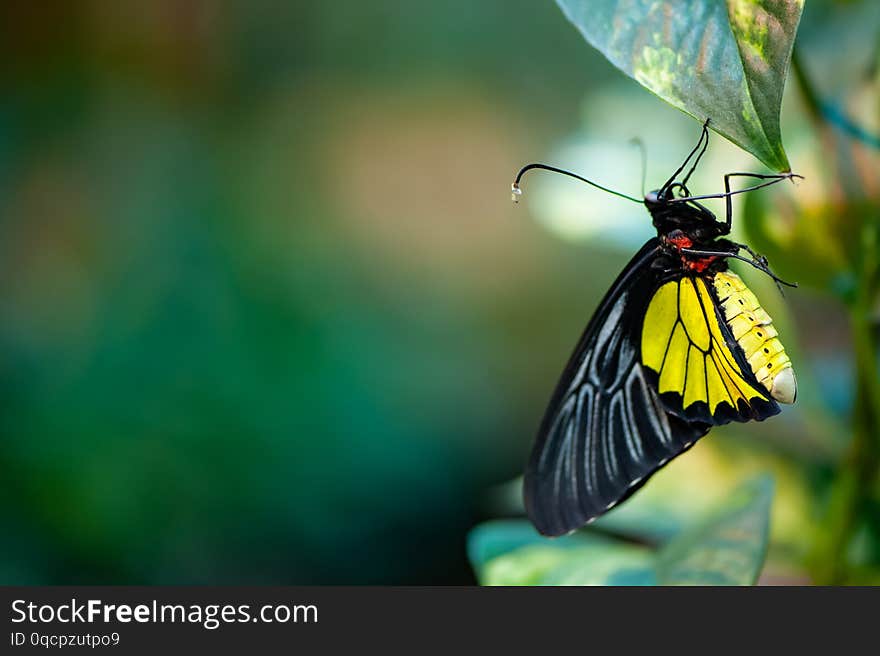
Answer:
644;183;723;244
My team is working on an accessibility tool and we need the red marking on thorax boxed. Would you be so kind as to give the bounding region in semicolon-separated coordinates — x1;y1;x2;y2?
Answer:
666;234;693;249
687;257;717;273
665;232;718;273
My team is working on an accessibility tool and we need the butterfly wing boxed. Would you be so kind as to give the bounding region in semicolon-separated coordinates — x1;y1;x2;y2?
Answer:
525;239;712;537
525;240;787;537
641;274;780;425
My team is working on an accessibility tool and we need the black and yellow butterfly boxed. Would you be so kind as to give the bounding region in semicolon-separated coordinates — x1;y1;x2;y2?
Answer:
513;121;801;537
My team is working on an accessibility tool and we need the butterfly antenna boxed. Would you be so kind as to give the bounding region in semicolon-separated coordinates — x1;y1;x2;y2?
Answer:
511;163;642;204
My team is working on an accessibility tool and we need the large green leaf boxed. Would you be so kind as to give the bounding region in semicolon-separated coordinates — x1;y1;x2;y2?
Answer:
555;0;804;171
468;476;774;585
656;476;774;585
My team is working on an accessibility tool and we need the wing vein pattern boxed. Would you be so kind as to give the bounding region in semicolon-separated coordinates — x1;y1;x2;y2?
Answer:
526;240;706;536
524;241;780;536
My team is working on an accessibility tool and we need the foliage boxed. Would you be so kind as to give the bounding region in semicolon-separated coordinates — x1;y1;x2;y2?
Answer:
469;477;773;585
555;0;804;171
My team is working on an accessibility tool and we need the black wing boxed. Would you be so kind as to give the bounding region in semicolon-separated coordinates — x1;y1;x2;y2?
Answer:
524;239;711;537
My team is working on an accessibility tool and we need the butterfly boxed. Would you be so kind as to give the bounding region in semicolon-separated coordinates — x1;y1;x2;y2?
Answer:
513;120;801;537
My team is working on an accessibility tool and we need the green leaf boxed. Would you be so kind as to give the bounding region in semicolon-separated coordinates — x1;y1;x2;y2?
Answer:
480;545;573;585
555;0;804;171
466;519;551;573
539;547;657;586
469;476;775;585
656;476;775;585
466;519;618;582
482;543;655;586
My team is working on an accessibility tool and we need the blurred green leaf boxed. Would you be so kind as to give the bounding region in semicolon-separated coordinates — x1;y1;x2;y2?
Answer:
469;476;774;585
467;519;554;570
538;547;657;585
555;0;804;171
467;519;619;582
481;545;576;585
481;543;655;586
741;184;866;297
657;475;774;585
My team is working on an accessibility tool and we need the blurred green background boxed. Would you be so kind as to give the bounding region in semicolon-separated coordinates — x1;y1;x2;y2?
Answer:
0;2;876;584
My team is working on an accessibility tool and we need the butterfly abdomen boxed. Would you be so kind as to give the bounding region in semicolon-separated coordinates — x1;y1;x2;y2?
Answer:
713;271;797;404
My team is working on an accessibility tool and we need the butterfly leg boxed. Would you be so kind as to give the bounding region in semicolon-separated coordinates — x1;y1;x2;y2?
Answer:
681;246;797;290
661;119;710;194
718;172;803;234
725;240;767;267
681;120;711;187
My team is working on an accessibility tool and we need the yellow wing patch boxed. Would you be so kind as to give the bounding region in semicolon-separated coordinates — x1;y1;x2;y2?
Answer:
641;276;768;416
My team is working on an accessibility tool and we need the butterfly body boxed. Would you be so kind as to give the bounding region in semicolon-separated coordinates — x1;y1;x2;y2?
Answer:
516;123;799;537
